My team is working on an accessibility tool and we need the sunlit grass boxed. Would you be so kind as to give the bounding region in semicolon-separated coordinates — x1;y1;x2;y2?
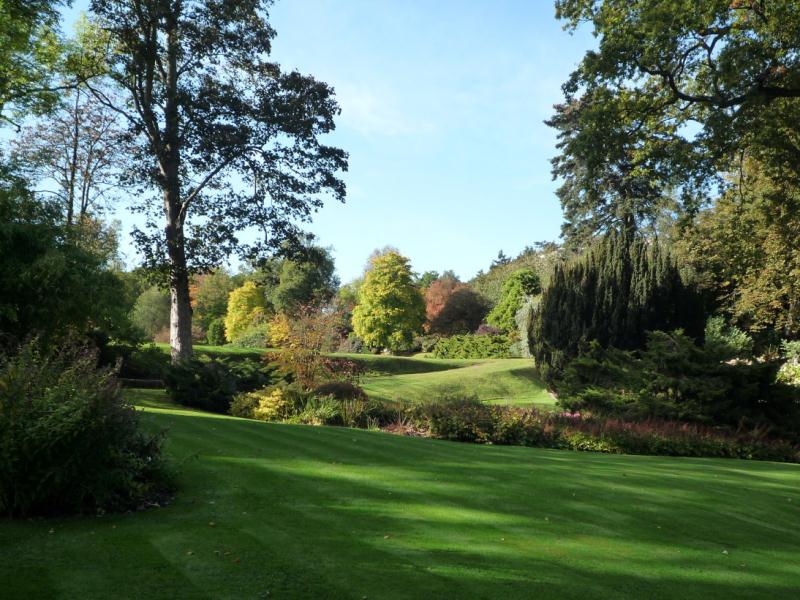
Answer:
361;358;555;407
1;390;798;599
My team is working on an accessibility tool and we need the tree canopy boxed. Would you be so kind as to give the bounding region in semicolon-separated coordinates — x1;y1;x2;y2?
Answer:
551;0;800;245
0;0;67;122
83;0;348;360
352;252;425;353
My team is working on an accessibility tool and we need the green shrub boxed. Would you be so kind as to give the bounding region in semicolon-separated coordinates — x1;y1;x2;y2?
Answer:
555;331;800;435
206;318;227;346
164;357;238;413
120;345;170;379
0;342;172;517
165;355;279;414
416;395;497;443
229;390;259;418
293;396;342;426
432;334;511;359
234;387;293;422
704;316;753;361
783;340;800;362
230;322;271;348
415;334;443;354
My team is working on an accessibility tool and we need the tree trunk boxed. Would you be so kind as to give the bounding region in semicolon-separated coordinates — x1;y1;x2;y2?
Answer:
66;88;81;229
168;244;193;363
163;10;192;363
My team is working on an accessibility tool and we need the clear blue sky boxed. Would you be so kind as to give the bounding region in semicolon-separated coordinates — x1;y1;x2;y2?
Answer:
63;0;593;283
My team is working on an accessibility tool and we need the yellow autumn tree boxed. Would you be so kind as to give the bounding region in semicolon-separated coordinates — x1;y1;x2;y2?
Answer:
224;281;267;342
352;252;425;353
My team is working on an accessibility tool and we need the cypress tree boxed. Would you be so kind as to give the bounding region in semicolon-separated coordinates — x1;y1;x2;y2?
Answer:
531;231;704;379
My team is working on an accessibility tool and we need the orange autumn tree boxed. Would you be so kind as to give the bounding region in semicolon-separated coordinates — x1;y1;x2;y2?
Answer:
424;277;464;331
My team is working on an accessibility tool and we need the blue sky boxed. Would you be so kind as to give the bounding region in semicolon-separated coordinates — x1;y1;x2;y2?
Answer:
62;1;593;283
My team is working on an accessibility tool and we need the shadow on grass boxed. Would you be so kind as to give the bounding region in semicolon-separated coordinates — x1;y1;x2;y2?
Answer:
167;413;800;598
4;409;799;599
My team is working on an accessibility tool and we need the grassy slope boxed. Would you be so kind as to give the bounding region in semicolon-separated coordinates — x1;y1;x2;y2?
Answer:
159;343;554;406
2;390;799;600
361;358;554;406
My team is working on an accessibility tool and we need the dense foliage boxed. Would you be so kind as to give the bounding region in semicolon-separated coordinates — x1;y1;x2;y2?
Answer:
0;0;65;120
407;397;798;463
425;278;487;335
676;160;800;340
531;232;705;377
164;355;277;413
0;341;172;516
224;281;268;344
266;245;339;313
352;252;426;353
190;270;237;332
432;334;511;359
486;269;541;332
551;0;800;246
554;331;800;436
131;286;170;340
0;176;131;346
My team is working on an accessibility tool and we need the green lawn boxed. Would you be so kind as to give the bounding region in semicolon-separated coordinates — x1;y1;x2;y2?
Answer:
361;358;555;407
156;343;554;406
2;391;799;599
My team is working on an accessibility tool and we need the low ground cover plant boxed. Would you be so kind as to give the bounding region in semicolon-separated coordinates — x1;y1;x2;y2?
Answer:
0;342;173;517
405;396;799;462
230;382;389;428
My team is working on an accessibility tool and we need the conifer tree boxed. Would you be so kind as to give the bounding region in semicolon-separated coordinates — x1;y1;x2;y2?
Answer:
531;232;704;378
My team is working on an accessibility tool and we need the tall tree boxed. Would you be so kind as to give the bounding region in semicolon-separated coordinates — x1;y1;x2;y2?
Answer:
270;245;339;313
676;158;800;339
552;0;800;233
11;86;125;229
85;1;347;360
547;89;693;247
352;252;426;353
487;269;542;333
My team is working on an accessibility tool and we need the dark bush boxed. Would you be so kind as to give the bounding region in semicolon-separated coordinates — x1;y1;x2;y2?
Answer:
0;342;173;517
555;331;800;436
121;345;171;379
432;334;511;359
164;358;238;413
531;232;705;379
206;318;227;346
164;355;280;414
313;381;368;401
